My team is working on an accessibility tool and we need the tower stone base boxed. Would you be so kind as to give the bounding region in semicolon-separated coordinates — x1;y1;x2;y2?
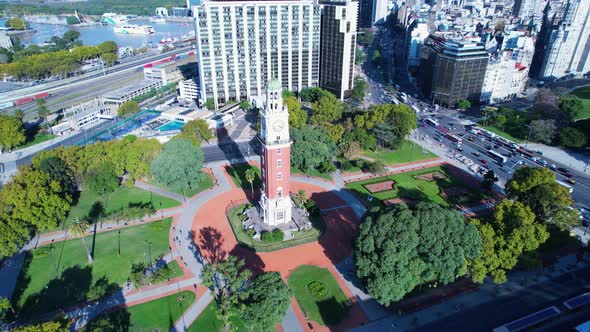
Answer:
259;192;293;226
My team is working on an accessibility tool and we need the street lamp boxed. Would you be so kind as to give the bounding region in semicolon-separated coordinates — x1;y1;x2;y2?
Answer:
525;124;533;147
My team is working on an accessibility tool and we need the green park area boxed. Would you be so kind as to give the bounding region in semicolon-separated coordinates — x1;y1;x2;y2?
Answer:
345;165;478;207
17;133;58;150
481;125;525;143
287;265;351;326
364;141;437;165
570;86;590;120
14;219;173;317
151;171;214;197
226;164;262;190
188;302;247;332
86;291;196;331
292;166;334;181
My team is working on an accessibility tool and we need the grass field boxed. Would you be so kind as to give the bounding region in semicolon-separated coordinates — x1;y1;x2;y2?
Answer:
17;133;57;150
364;141;437;165
150;172;214;197
59;186;180;230
288;265;351;326
481;125;524;143
226;164;261;190
90;291;195;331
188;302;247;332
345;165;468;207
570;86;590;120
226;205;323;252
164;260;184;280
14;219;172;316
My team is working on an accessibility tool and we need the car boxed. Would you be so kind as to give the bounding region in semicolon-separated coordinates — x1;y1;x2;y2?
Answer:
457;147;464;152
472;151;481;157
557;167;569;174
550;163;557;170
468;136;475;141
565;173;575;179
565;178;575;185
480;159;489;166
485;144;492;150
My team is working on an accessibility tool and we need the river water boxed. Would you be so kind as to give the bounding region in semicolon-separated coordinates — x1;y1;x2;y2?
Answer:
0;19;194;48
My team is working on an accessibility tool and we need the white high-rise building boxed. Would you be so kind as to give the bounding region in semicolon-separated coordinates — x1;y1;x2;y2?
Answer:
193;0;321;109
539;0;590;79
372;0;389;25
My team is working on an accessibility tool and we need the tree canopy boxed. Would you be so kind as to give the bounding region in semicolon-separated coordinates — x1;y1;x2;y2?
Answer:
354;104;416;149
0;114;25;151
458;99;471;110
310;94;343;125
291;125;337;171
178;119;213;147
356;28;374;46
117;100;140;117
84;162;120;195
560;127;587;148
36;156;78;196
559;95;584;121
150;138;205;193
283;96;307;128
5;17;28;30
352;76;369;102
240;271;291;332
299;87;333;103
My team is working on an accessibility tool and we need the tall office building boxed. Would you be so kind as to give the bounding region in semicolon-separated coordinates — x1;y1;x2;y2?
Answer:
513;0;545;19
319;0;358;100
193;0;321;108
372;0;389;25
357;0;373;28
535;0;590;79
431;41;489;107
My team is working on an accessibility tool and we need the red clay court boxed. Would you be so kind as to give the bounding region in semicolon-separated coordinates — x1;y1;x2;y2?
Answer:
363;180;396;193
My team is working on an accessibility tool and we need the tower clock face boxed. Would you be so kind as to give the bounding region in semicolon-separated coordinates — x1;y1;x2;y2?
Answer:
272;120;285;132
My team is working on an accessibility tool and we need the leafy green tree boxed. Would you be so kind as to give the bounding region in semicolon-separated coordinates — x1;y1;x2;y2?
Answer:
482;170;498;191
178;119;213;147
202;255;252;330
69;218;93;263
365;160;386;175
124;138;162;182
282;90;296;99
342;128;377;151
458;99;471;110
355;47;366;64
371;49;381;65
283;96;307;128
12;319;70;332
5;17;28;30
352;76;369;101
356;28;374;46
363;104;416;149
506;166;555;200
101;52;117;67
37;156;78;196
85;162;120;195
0;167;71;231
150;138;205;193
299;87;332;103
97;41;118;55
355;204;424;305
66;16;79;25
240;271;291;332
117;100;140;117
0;215;31;259
245;168;256;193
323;123;344;143
559;95;584;120
0;296;13;321
205;98;215;110
414;203;481;284
529;119;557;144
36;98;51;133
291;125;337;171
310;94;343;125
560;127;587;148
0;114;25;152
524;182;579;230
469;200;548;283
239;100;250;110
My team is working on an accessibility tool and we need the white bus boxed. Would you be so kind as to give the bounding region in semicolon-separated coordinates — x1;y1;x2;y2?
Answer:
424;118;439;127
411;105;421;113
488;150;508;165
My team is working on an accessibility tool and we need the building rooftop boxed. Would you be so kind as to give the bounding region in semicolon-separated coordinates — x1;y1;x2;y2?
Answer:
103;79;161;100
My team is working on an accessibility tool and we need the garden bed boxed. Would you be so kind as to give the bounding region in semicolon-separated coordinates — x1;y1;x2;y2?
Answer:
363;180;396;193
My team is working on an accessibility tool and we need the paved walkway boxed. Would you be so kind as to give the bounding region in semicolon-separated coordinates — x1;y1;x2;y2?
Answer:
339;158;444;183
170;291;213;332
135;181;188;203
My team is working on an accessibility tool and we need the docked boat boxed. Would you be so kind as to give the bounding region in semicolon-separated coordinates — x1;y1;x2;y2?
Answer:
114;25;155;35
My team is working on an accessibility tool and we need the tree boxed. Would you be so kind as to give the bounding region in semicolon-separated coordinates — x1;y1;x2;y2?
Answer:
202;255;252;329
66;16;79;25
283;96;306;128
299;87;332;103
367;104;416;149
245;168;255;193
5;18;28;30
482;170;498;190
529;119;557;144
117;100;140;117
560;127;587;148
310;94;343;125
12;320;70;332
366;160;386;175
0;114;25;152
0;296;14;321
239;100;250;111
205;98;215;110
559;95;583;120
458;99;471;110
323;123;344;143
85;162;120;195
0;167;71;231
70;218;93;263
356;28;374;46
97;41;118;55
342;128;376;151
352;76;369;102
341;141;362;160
355;47;366;64
151;138;205;193
494;20;506;32
36;98;51;133
0;215;31;259
125;138;162;182
354;204;424;305
469;201;548;283
37;156;78;196
101;52;117;67
240;272;291;332
291;125;337;171
371;49;381;65
506;166;556;200
178;119;213;147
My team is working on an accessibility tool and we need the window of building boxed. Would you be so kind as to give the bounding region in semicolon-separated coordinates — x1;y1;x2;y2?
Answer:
277;159;282;168
276;210;285;221
277;172;283;181
277;148;282;155
277;187;283;197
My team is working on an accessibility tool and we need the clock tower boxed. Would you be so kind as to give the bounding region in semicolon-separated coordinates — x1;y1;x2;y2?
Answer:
259;79;292;226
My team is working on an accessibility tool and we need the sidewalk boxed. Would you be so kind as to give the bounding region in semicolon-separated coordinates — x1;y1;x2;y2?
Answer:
340;158;444;183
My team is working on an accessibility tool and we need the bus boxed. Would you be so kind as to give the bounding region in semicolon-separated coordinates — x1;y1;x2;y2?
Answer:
488;150;508;165
424;117;438;127
411;105;421;113
446;133;462;144
517;147;535;158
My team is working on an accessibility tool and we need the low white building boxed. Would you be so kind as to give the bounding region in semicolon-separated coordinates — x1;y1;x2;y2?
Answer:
0;32;12;49
103;79;163;105
179;79;200;102
143;56;195;85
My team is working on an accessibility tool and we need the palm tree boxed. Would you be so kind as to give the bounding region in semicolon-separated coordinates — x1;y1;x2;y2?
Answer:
36;98;52;134
70;218;93;263
245;168;255;193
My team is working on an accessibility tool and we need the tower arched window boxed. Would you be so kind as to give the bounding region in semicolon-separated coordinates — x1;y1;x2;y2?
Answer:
277;186;283;198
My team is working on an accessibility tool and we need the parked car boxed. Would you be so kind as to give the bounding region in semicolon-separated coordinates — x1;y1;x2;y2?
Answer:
472;151;481;157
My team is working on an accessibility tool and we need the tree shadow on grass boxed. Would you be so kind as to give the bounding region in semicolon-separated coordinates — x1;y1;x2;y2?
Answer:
198;226;227;264
224;164;261;202
84;307;131;332
317;296;350;326
396;186;432;204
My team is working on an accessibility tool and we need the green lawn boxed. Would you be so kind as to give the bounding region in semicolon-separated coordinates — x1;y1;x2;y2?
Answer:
227;205;323;252
345;165;469;207
164;260;185;280
150;172;214;197
57;186;180;231
88;291;195;331
17;133;57;150
225;164;261;190
481;125;524;143
569;86;590;120
292;166;333;181
188;301;247;332
14;219;173;316
288;265;351;326
364;141;437;165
